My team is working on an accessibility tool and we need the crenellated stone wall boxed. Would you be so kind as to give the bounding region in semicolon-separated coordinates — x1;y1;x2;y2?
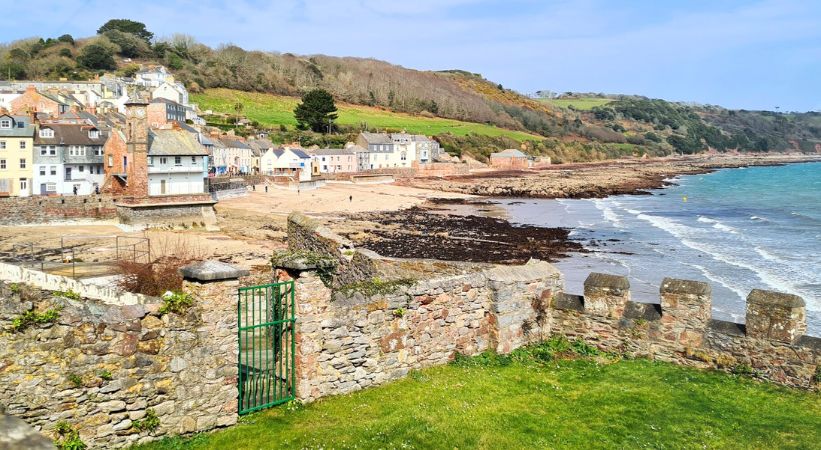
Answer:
0;262;244;448
550;274;820;389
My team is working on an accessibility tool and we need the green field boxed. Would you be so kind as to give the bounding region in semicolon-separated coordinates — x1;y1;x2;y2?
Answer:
192;89;542;141
135;341;820;450
539;97;614;110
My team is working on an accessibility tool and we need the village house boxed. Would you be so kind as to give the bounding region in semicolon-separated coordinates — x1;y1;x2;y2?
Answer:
213;137;253;175
9;86;69;117
489;148;532;169
247;139;274;174
147;98;186;128
308;148;358;174
0;114;34;196
147;128;208;196
260;147;312;181
33;123;106;195
355;132;440;170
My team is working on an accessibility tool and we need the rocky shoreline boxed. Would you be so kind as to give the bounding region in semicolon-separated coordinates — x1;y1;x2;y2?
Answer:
333;206;584;264
402;154;821;199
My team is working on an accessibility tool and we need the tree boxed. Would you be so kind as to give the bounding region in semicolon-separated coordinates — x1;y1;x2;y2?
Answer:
293;89;338;133
97;19;153;42
57;34;75;46
77;44;116;70
103;30;151;58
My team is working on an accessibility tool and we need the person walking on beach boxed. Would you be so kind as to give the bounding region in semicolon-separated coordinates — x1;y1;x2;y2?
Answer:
349;195;352;203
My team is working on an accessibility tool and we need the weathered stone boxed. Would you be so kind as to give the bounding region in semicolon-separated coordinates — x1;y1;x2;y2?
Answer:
180;261;249;282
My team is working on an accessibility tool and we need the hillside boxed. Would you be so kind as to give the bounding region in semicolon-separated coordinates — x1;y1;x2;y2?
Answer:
193;89;541;141
2;21;819;161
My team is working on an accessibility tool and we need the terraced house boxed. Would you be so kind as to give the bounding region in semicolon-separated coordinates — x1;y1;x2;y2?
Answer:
32;123;107;195
0;114;34;197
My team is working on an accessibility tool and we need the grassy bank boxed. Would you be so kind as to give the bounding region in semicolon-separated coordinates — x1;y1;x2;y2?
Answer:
539;97;613;110
192;88;542;141
135;340;820;449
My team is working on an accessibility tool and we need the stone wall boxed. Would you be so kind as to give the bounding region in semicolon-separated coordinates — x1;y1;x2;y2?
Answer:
115;202;216;227
549;274;820;389
0;264;244;448
0;195;118;226
288;260;563;402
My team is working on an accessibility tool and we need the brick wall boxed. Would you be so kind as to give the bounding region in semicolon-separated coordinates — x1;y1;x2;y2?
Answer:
0;195;118;225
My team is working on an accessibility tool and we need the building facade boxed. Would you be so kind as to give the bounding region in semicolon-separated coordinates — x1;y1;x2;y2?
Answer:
0;114;34;197
33;123;106;195
309;148;357;174
147;129;208;196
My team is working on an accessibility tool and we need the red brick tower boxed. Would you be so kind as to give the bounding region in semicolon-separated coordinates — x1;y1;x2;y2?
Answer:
125;100;149;198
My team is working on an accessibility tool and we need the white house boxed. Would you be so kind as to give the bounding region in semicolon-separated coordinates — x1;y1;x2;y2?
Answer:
147;129;208;196
308;148;358;174
260;147;312;181
355;132;439;170
213;137;253;175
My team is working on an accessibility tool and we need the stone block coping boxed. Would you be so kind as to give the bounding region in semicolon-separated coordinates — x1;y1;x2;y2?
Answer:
180;260;249;281
747;289;805;308
660;278;711;296
115;200;217;208
584;272;629;290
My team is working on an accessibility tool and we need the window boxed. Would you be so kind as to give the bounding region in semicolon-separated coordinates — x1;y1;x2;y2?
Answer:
39;128;54;138
160;157;167;165
50;166;56;176
149;157;154;166
191;156;196;164
174;156;182;166
17;122;24;129
78;165;84;173
46;183;56;192
49;146;56;156
0;159;5;169
19;158;26;169
40;146;48;156
0;120;10;128
39;167;46;176
19;178;27;191
19;141;26;149
88;130;99;139
0;141;5;149
108;155;113;167
94;147;103;156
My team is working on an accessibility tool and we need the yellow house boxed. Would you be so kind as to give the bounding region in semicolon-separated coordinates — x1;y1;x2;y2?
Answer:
0;114;35;196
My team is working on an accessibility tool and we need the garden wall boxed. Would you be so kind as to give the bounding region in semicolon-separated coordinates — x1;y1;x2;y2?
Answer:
282;212;564;401
0;195;117;226
0;263;245;448
549;274;820;388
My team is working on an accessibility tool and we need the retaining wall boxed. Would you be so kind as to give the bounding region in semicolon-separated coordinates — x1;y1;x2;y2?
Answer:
0;195;117;226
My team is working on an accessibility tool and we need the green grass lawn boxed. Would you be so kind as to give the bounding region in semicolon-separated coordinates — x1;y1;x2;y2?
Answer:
192;88;542;141
539;97;613;110
135;343;820;450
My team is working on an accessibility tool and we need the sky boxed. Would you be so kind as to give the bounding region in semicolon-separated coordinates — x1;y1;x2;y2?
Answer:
1;0;820;111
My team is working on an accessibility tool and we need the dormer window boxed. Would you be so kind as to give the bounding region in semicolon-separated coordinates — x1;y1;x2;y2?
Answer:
88;129;100;139
0;120;10;129
40;128;54;138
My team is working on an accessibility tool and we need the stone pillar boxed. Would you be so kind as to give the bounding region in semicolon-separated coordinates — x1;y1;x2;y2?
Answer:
659;278;711;347
180;260;249;431
583;273;629;319
745;289;806;343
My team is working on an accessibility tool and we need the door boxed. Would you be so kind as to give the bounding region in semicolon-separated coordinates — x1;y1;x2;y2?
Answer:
238;281;296;414
160;179;166;195
40;183;47;195
64;167;72;181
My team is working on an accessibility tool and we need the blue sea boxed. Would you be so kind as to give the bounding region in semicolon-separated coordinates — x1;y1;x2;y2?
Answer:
497;162;821;334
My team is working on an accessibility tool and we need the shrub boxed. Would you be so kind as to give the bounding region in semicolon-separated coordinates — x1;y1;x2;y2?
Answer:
132;408;160;433
55;289;81;301
98;370;113;381
53;421;86;450
158;291;194;315
336;277;415;297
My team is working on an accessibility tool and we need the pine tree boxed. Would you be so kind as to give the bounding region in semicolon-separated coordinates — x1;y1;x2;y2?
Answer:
293;89;338;133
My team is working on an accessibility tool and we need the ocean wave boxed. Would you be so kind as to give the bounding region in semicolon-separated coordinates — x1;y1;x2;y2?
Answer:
593;200;624;229
691;264;748;302
754;246;789;264
750;215;768;222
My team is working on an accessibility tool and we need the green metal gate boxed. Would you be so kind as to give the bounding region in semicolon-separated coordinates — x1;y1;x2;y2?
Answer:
238;281;296;414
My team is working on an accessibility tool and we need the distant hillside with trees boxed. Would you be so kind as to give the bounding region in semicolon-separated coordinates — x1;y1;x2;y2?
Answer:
2;19;819;162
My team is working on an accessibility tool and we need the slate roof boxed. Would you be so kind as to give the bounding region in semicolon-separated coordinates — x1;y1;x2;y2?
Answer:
33;123;105;146
309;148;355;156
0;115;35;137
359;132;392;144
289;148;311;159
490;149;528;158
149;129;207;156
219;138;251;149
